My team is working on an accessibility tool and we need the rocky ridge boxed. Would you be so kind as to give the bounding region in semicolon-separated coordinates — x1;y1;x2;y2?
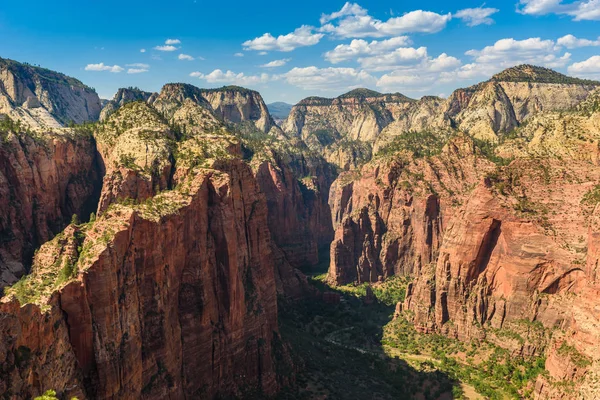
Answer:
0;58;101;128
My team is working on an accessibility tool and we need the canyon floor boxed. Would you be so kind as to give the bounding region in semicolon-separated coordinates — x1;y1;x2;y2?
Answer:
275;256;541;400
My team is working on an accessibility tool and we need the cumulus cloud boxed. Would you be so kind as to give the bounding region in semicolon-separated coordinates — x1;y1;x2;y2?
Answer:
261;58;291;68
126;63;150;68
357;46;429;70
140;49;146;53
154;45;178;52
454;7;500;26
433;37;571;84
178;54;195;61
190;69;270;85
165;39;181;45
283;66;376;91
234;52;244;57
85;63;124;73
324;36;412;63
465;37;570;67
375;53;462;91
557;34;600;48
127;68;148;74
517;0;600;21
320;3;451;38
243;26;324;52
568;55;600;76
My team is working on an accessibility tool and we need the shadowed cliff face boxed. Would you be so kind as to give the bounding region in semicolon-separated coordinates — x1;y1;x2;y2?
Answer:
0;160;287;399
327;134;494;285
0;129;102;288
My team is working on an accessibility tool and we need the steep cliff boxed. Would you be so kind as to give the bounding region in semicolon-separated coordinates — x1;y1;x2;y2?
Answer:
0;58;101;128
327;134;494;285
0;122;101;288
284;65;600;170
199;86;276;134
0;159;286;399
99;88;156;121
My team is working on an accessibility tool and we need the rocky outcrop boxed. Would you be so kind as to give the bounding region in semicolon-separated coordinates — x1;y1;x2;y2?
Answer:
199;86;275;134
284;65;600;170
327;134;494;285
94;102;175;214
0;58;101;128
99;88;156;121
0;129;101;288
0;159;287;399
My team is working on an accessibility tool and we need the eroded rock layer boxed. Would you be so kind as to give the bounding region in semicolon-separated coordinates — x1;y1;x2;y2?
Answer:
0;160;286;399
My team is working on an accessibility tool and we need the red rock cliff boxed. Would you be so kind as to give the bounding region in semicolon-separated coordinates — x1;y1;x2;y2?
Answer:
0;159;286;399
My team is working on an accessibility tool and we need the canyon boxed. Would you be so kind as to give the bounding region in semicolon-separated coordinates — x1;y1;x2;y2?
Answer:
1;57;600;399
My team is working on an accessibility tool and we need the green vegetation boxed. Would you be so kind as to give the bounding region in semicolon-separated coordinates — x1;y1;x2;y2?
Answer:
557;342;591;368
0;57;94;91
471;136;513;166
338;88;383;99
490;64;600;86
280;269;548;399
581;184;600;206
277;294;460;399
377;130;446;158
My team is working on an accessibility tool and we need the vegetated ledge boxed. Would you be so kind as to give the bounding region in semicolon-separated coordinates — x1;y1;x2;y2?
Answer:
1;171;204;311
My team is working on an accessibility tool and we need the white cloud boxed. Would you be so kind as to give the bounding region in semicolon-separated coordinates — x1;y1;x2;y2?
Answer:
454;7;500;26
126;63;150;68
433;37;571;84
568;55;600;76
234;52;244;57
165;39;181;45
428;53;462;71
140;49;146;53
320;3;451;38
154;45;178;52
465;37;570;67
190;69;270;85
178;54;195;61
357;46;429;71
85;63;124;73
517;0;600;21
324;36;412;63
557;34;600;48
375;53;462;91
283;66;376;91
127;68;148;74
243;25;324;52
320;2;368;24
261;58;291;68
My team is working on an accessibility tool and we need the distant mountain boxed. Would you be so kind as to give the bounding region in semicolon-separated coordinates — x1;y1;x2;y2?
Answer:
267;102;293;121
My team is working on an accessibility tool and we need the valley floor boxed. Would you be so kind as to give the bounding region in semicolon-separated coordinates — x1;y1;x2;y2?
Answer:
276;262;545;399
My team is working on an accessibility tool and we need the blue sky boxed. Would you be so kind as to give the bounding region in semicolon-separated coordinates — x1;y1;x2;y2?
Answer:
1;0;600;103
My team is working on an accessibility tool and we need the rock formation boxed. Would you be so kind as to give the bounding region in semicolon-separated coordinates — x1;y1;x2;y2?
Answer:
283;65;600;170
0;58;101;128
99;87;156;121
0;125;101;288
0;159;286;399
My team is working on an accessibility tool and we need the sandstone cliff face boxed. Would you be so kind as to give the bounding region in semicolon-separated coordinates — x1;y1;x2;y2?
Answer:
327;134;494;285
448;81;596;141
0;129;101;288
284;66;599;170
99;88;156;121
0;58;101;128
0;159;285;399
328;135;487;283
94;101;175;214
199;86;275;134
